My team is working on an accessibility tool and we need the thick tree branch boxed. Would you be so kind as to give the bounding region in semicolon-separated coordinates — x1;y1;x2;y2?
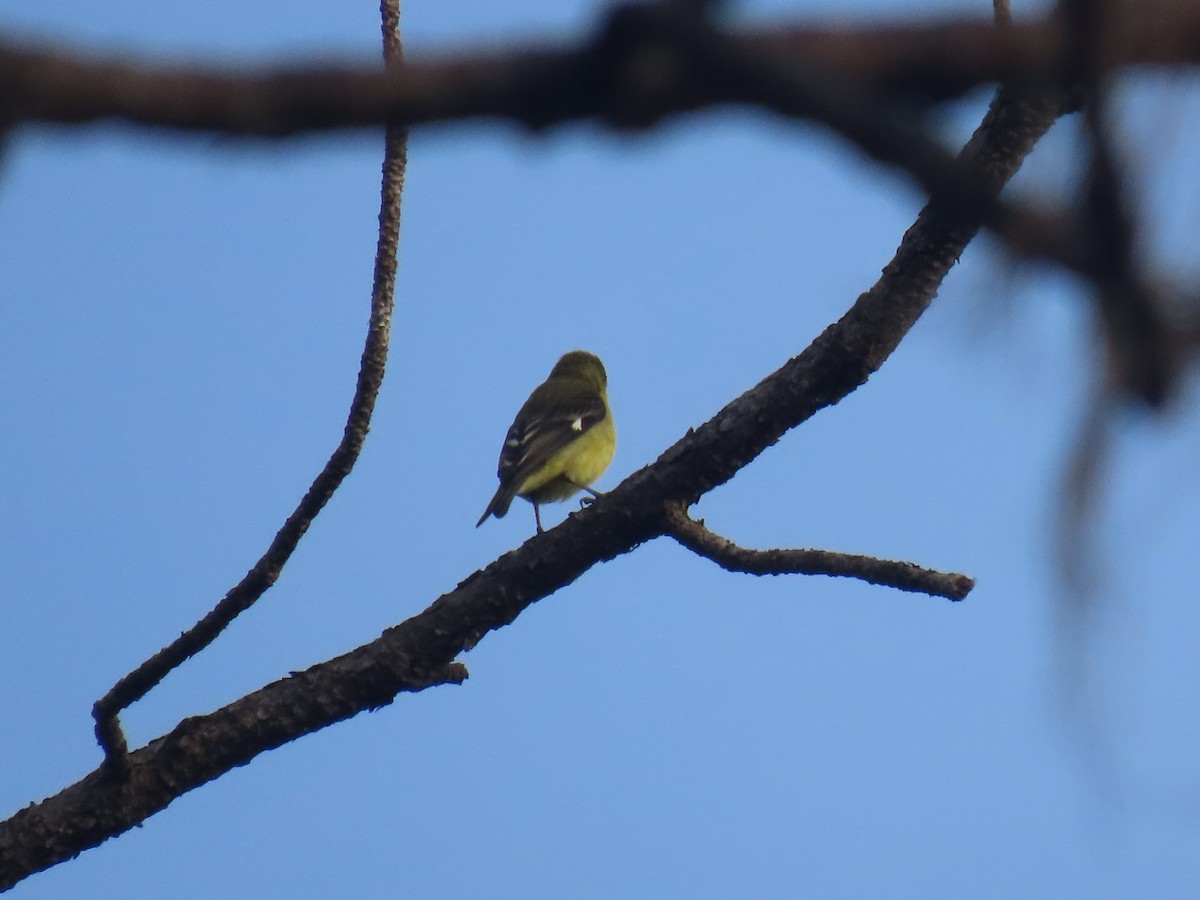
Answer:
662;506;974;601
618;5;1096;304
0;3;1194;139
2;4;1176;329
89;7;410;776
0;45;1067;884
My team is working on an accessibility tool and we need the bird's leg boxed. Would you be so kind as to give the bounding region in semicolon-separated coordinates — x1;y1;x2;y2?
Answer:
534;502;544;534
565;478;602;508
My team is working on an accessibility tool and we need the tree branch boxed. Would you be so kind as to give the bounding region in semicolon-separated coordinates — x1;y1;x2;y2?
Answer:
661;506;974;601
615;4;1095;305
0;3;1194;139
89;5;410;776
3;5;1166;328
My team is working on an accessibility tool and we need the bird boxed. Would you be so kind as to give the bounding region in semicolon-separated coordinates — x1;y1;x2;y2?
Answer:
477;350;616;533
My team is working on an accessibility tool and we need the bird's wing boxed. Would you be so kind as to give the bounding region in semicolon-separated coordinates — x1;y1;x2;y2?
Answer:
498;384;607;489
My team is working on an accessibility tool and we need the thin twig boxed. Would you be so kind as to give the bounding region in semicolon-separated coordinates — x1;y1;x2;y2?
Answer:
1057;381;1114;596
90;1;409;777
662;506;974;601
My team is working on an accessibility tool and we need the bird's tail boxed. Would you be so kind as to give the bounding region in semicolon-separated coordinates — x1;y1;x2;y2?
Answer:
476;484;517;527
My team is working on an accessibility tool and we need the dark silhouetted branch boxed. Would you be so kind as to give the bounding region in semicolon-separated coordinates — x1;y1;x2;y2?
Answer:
3;5;1160;317
0;3;1197;138
1060;0;1176;406
662;506;974;601
89;3;410;777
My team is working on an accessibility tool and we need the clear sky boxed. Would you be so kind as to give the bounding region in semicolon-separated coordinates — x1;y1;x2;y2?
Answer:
4;1;1200;897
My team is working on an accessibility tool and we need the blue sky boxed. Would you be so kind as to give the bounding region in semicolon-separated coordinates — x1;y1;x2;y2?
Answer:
4;1;1200;897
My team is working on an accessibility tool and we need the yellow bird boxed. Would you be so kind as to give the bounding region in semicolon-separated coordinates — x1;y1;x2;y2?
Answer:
477;350;616;533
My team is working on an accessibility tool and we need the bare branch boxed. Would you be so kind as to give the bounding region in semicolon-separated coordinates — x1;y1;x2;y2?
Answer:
1058;0;1176;405
0;3;1196;139
0;5;1149;315
89;1;410;776
613;5;1094;294
662;506;974;601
